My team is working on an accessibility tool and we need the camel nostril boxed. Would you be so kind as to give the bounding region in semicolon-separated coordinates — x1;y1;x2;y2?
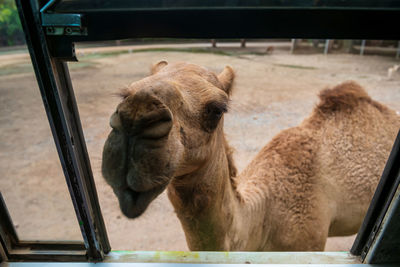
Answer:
141;119;172;139
133;108;173;139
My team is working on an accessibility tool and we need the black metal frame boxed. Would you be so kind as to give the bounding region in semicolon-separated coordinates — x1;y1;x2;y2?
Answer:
0;193;86;261
48;7;400;61
0;0;399;263
0;0;111;261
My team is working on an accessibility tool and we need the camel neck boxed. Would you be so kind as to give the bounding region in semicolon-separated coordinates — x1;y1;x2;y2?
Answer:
167;132;242;250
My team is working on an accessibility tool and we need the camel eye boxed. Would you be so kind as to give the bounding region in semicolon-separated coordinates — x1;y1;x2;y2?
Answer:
203;101;227;132
208;106;223;118
206;102;227;119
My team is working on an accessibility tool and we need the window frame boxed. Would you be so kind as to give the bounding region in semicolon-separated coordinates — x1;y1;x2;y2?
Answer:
0;0;399;264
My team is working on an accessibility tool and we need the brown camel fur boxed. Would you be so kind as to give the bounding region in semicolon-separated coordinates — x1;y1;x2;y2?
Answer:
102;61;400;251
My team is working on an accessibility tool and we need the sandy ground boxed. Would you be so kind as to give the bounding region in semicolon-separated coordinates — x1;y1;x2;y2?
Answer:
1;44;400;251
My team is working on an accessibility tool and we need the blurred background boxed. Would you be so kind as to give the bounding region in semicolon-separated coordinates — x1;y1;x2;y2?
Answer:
1;0;400;252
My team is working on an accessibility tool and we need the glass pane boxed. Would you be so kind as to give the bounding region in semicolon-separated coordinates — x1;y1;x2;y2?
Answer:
51;0;400;12
71;39;400;251
0;49;83;241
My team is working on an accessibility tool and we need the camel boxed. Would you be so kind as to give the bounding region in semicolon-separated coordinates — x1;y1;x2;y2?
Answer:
102;61;400;251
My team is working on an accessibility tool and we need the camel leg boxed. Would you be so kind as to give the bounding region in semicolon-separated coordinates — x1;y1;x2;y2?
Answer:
284;218;330;251
272;223;329;251
270;198;332;251
296;205;332;251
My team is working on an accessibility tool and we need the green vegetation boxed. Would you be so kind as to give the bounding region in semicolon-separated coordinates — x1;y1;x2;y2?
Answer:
273;63;317;70
1;46;319;77
131;47;234;56
79;47;235;60
0;47;252;77
78;46;272;61
0;61;95;77
0;0;25;46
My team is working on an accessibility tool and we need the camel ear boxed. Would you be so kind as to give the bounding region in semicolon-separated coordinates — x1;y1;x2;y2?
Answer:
218;66;235;95
151;61;168;75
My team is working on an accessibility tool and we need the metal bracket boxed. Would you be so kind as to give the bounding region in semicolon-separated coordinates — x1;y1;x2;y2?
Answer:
364;177;400;263
41;13;87;36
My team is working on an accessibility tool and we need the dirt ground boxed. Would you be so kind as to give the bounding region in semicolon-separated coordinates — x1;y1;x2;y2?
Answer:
1;43;399;251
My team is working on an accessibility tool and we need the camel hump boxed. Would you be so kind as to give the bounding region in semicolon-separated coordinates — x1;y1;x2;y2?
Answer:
316;81;372;113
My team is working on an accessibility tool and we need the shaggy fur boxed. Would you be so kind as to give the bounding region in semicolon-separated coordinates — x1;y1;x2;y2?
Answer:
102;62;399;251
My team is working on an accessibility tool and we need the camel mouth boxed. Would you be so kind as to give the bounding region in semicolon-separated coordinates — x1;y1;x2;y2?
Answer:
116;183;167;219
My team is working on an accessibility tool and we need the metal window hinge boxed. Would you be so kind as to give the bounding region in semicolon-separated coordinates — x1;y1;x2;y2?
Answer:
40;0;86;36
41;13;87;36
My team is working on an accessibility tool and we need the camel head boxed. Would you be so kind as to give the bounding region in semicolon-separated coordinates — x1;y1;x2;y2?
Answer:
102;61;235;218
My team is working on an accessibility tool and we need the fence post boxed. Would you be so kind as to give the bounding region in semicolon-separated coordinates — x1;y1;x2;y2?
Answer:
360;40;366;55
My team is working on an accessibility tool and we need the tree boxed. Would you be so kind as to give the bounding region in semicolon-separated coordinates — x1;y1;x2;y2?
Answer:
0;0;25;46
